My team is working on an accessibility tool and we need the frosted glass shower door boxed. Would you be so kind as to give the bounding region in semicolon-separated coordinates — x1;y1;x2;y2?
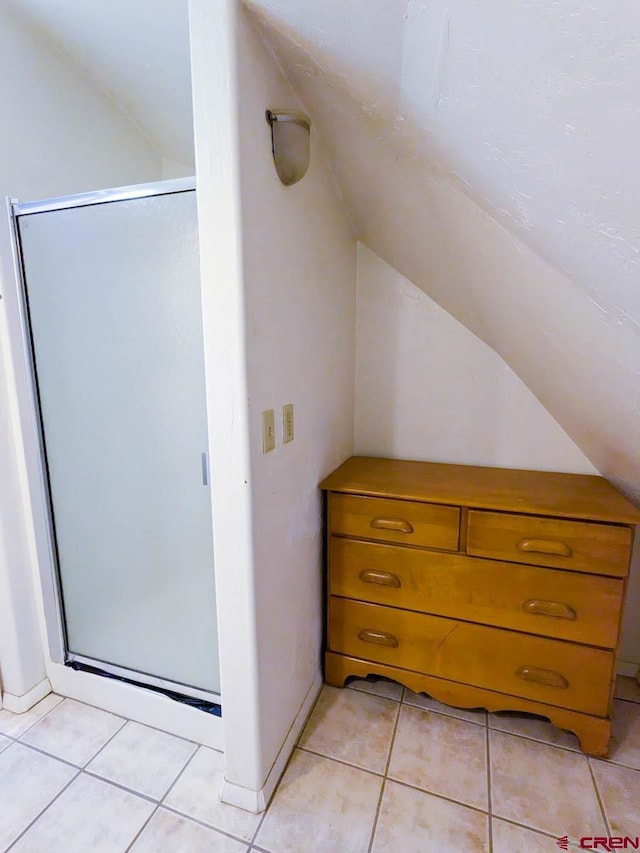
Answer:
18;188;219;695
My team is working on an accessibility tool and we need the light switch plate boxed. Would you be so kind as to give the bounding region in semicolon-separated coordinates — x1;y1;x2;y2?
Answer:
283;403;294;444
262;409;276;453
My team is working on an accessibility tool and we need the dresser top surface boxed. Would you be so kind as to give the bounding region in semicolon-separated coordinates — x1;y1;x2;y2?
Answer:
320;457;640;524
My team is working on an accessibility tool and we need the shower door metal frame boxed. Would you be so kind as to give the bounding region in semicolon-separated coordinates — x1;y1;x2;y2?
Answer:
2;177;221;705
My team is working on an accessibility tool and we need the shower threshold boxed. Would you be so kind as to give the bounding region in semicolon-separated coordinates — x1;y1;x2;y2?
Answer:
66;653;221;717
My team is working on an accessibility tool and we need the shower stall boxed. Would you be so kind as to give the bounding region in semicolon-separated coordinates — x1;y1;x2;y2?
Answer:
3;178;220;708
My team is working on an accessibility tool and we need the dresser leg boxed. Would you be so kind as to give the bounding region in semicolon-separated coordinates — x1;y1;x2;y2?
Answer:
324;652;350;687
568;716;612;758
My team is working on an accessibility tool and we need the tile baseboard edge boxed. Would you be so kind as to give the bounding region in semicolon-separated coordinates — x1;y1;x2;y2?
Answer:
1;677;51;713
221;670;323;814
617;660;640;679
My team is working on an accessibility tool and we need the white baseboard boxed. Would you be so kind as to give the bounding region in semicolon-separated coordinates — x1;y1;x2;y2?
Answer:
48;662;224;750
2;677;51;713
617;660;640;679
221;671;322;814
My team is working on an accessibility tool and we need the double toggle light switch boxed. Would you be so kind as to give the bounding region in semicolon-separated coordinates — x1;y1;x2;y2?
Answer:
262;404;294;453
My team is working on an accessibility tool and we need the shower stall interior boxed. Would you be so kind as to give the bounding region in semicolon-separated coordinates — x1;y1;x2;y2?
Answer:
4;178;220;706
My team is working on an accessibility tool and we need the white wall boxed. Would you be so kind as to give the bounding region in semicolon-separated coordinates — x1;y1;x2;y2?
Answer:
354;244;640;671
248;4;640;513
190;0;355;804
0;237;46;705
190;0;262;797
237;7;355;791
355;244;596;474
248;0;640;342
7;0;195;171
0;5;162;201
0;6;164;705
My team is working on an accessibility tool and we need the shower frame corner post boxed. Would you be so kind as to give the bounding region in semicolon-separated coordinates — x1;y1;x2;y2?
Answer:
0;196;66;672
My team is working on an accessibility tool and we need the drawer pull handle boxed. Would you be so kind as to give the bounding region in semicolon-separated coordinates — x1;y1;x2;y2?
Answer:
516;666;569;689
359;570;401;588
358;629;399;648
370;517;414;534
522;599;577;620
518;538;572;558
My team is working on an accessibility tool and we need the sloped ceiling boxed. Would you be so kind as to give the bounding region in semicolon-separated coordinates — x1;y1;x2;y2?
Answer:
5;0;639;502
245;0;640;504
5;0;194;168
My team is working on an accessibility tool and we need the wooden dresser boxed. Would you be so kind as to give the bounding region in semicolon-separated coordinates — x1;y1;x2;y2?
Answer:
320;457;640;755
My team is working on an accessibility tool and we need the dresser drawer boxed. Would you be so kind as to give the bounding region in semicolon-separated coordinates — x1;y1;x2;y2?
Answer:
329;493;459;551
467;510;631;577
329;538;623;648
329;598;613;716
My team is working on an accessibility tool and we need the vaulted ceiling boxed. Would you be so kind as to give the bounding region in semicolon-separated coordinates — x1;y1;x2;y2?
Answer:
7;0;640;503
5;0;194;167
245;0;640;503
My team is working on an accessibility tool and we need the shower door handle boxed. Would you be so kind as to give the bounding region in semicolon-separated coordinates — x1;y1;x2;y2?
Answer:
201;452;210;486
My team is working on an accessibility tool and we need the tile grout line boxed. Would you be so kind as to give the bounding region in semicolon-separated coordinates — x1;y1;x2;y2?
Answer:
159;743;203;804
487;725;582;756
593;756;640;773
14;698;128;771
400;688;488;728
348;684;403;703
491;724;640;775
402;705;487;727
160;802;259;847
587;756;612;837
154;740;200;802
86;712;204;746
18;692;207;749
80;769;160;805
124;803;160;852
14;733;199;807
491;813;590;845
486;724;493;853
615;695;640;707
11;739;84;770
4;713;162;850
296;742;491;818
249;811;269;849
79;715;129;770
248;767;279;849
366;696;403;853
7;684;635;851
296;745;386;777
4;767;82;851
0;693;65;741
7;709;208;851
386;773;491;816
249;685;327;850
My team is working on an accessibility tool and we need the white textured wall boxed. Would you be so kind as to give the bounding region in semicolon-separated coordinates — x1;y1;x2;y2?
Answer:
247;2;640;499
237;8;356;787
248;0;640;330
355;244;640;669
190;0;262;793
0;5;162;200
355;244;596;474
0;6;164;704
189;0;355;799
0;253;46;702
7;0;194;170
248;2;640;669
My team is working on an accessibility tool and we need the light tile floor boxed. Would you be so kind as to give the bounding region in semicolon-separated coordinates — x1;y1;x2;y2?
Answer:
0;676;639;852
